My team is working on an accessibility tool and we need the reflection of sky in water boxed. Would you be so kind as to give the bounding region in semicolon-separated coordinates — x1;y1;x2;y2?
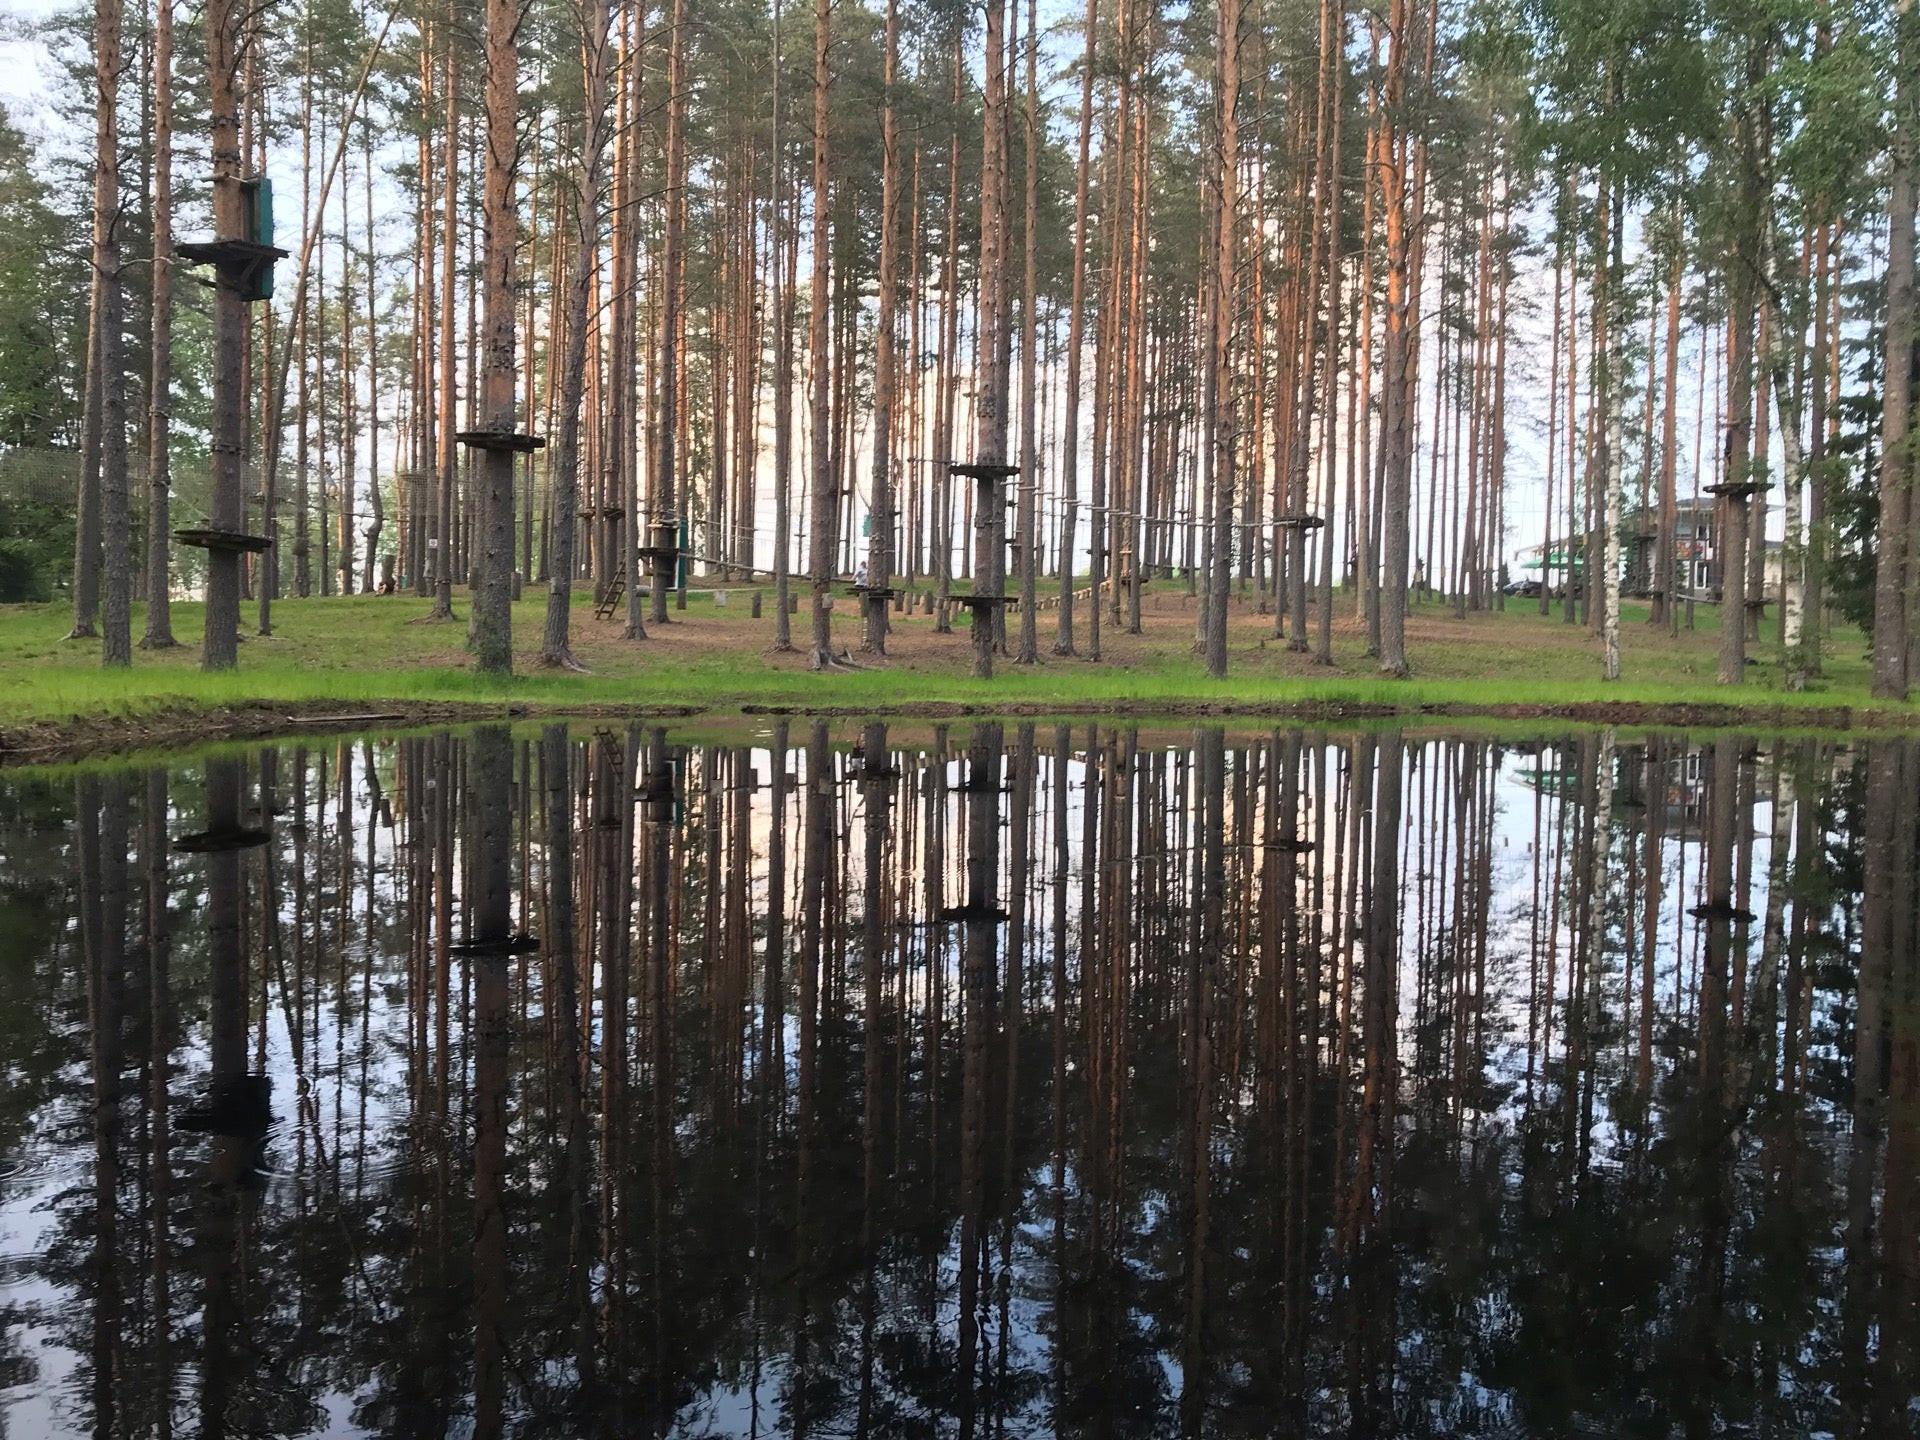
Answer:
0;728;1908;1437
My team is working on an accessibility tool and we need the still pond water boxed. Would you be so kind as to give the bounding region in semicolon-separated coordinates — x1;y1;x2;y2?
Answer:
0;724;1914;1438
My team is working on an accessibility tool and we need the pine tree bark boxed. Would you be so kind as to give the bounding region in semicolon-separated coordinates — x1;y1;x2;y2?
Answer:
542;0;612;669
651;0;687;628
969;0;1012;679
141;0;178;650
1597;179;1623;682
70;302;102;640
1376;0;1415;677
470;0;520;675
771;11;796;650
431;11;458;621
1872;0;1915;699
805;0;836;668
96;0;131;667
866;0;901;655
1654;236;1680;633
201;0;246;670
1203;0;1240;679
361;124;384;594
1015;0;1039;664
1719;45;1765;687
1054;0;1098;656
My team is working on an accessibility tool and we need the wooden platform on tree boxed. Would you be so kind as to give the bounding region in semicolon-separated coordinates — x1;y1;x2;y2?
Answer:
454;430;546;453
176;528;273;554
174;825;272;853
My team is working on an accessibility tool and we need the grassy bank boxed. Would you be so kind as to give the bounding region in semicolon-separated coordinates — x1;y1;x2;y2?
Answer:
3;584;1912;746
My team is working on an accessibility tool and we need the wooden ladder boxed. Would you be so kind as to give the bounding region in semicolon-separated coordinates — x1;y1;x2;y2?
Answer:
595;565;625;620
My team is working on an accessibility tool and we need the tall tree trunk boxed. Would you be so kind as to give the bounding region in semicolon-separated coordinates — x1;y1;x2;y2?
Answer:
97;0;131;667
70;298;103;640
1015;0;1039;664
1763;286;1810;690
142;0;178;650
362;118;384;594
1054;0;1098;656
1597;177;1623;682
1376;0;1415;677
1872;1;1915;699
1314;21;1344;664
1654;234;1680;633
431;11;458;621
201;0;246;670
650;0;687;628
772;5;796;651
866;0;901;655
806;0;837;668
1204;0;1240;678
470;0;520;674
542;0;612;669
1804;216;1831;670
969;0;1012;679
1719;40;1767;686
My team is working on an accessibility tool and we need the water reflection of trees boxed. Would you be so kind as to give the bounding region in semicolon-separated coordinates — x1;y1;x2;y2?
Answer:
8;726;1917;1437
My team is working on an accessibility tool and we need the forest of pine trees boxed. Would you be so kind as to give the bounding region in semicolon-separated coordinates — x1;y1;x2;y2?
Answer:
6;0;1918;690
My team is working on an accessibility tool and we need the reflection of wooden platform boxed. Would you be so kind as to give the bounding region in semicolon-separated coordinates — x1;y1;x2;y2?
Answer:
952;594;1012;613
175;527;273;554
176;237;286;299
1265;836;1317;855
1275;513;1325;530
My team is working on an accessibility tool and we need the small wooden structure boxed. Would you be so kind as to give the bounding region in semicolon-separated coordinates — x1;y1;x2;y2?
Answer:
947;461;1020;677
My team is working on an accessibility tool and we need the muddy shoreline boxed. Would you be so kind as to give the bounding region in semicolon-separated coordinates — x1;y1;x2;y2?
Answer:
5;692;1916;768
